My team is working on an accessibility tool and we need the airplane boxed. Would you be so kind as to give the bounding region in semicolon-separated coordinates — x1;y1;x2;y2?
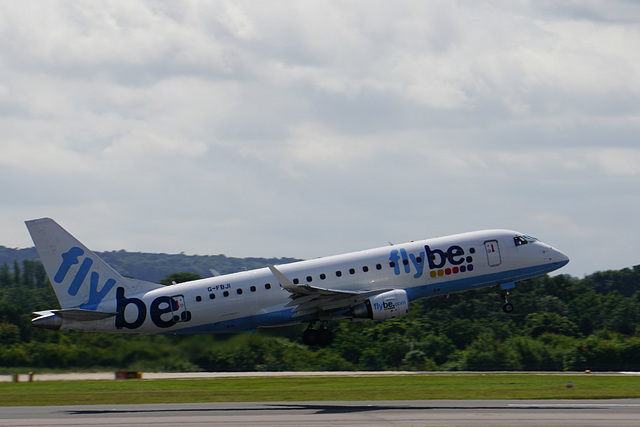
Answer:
27;218;569;346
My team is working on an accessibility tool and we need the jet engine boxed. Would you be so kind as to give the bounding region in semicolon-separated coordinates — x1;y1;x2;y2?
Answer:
350;289;409;321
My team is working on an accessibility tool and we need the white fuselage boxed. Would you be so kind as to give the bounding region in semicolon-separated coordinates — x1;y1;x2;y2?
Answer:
60;229;569;334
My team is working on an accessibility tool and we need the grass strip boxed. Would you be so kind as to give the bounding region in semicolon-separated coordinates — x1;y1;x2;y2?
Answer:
1;374;638;406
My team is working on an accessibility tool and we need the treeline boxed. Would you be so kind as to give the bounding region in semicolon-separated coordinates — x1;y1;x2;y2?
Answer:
1;258;639;372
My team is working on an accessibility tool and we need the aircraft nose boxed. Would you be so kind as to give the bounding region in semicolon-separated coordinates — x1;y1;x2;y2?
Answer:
548;247;570;268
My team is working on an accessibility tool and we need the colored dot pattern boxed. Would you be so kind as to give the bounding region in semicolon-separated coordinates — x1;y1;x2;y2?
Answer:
429;250;474;278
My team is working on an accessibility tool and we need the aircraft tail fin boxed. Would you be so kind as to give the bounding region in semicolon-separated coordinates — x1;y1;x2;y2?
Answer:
25;218;162;310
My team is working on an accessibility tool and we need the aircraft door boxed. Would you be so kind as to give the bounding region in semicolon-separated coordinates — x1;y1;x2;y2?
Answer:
484;240;501;266
171;295;191;322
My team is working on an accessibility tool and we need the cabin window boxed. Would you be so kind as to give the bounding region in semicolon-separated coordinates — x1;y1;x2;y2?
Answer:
306;276;313;282
223;291;229;297
265;283;271;290
389;261;396;268
293;278;299;284
349;268;355;274
376;264;382;270
209;293;215;300
514;235;538;246
196;296;202;302
416;257;423;263
336;271;342;277
237;288;243;295
250;286;256;292
403;259;409;265
320;273;326;280
362;266;369;272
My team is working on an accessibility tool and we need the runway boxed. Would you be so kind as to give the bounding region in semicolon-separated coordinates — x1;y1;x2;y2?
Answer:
2;399;640;427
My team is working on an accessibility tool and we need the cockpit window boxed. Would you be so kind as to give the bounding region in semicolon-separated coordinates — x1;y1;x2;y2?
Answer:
514;235;538;246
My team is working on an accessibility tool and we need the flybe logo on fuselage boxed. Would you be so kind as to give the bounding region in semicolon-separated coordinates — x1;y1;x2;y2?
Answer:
389;244;475;279
116;288;191;330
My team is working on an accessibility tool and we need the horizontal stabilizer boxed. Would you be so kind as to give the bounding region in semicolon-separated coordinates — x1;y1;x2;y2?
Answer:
34;308;116;321
32;308;116;331
50;308;117;321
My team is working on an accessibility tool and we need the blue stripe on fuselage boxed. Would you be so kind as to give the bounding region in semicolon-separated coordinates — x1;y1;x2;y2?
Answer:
404;260;568;301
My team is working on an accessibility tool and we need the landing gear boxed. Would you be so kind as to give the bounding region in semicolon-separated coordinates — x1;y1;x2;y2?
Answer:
498;282;515;313
302;326;318;346
301;322;334;347
502;302;514;313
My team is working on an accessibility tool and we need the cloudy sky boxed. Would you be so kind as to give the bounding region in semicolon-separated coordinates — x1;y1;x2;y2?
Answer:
1;1;639;278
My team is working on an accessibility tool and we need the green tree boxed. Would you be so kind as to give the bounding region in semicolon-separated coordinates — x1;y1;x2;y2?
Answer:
461;331;522;371
0;322;20;345
402;350;437;371
523;312;579;337
12;261;20;285
160;272;202;286
0;263;11;288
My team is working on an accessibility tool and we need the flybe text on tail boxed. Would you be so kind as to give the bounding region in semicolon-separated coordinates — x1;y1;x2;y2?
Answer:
55;247;117;310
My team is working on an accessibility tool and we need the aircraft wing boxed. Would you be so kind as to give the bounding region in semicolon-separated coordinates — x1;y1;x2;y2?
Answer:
268;265;388;318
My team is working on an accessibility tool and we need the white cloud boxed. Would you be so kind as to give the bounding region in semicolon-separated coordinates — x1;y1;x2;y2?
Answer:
531;213;596;239
101;129;208;160
585;148;640;176
216;1;260;41
1;1;640;277
0;141;91;174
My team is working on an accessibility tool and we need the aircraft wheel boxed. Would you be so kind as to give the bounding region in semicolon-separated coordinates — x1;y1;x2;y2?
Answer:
302;328;318;346
317;329;334;347
502;302;514;313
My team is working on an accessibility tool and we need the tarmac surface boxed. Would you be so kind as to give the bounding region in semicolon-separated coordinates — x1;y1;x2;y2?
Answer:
2;399;640;426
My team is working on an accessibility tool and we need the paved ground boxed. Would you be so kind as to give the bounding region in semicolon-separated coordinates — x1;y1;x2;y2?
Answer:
2;399;640;426
3;370;639;382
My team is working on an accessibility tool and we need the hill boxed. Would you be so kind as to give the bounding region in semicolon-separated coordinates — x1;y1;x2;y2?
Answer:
0;245;299;283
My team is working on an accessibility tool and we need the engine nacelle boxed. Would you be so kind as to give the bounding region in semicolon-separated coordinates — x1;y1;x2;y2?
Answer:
351;289;409;321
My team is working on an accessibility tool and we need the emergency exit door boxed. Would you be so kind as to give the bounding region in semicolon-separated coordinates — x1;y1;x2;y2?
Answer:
485;240;501;266
171;295;190;322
